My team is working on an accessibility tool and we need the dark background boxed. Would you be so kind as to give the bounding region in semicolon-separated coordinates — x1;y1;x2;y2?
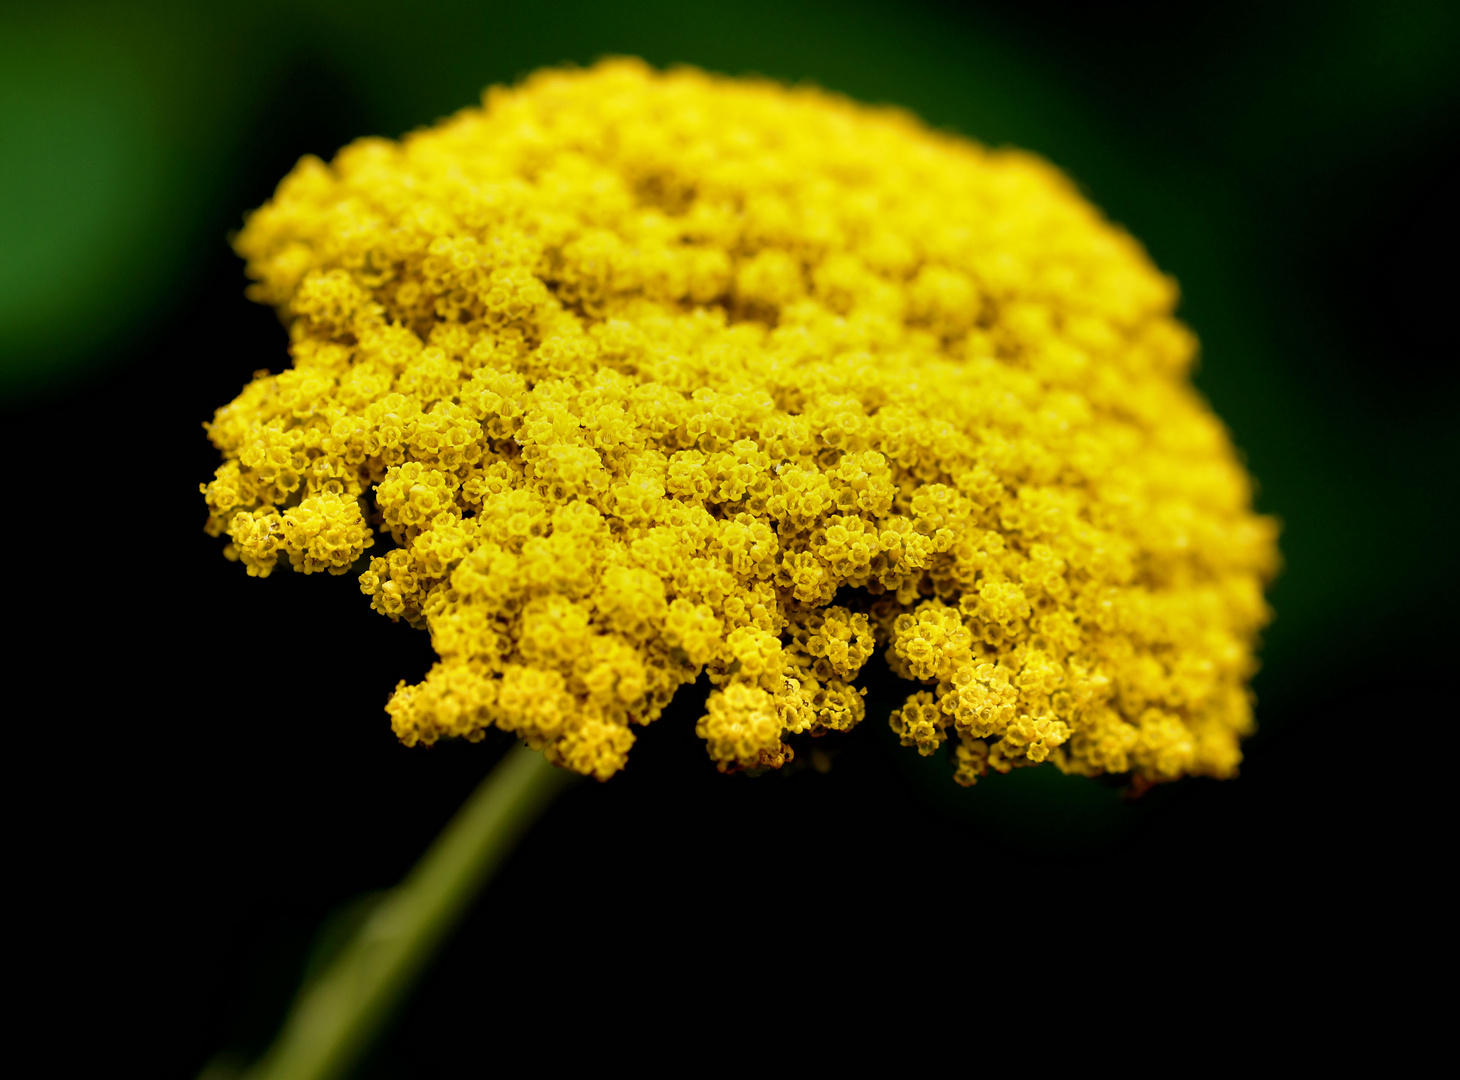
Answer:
4;0;1454;1073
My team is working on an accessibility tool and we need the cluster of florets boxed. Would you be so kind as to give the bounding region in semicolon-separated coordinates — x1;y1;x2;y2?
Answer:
202;59;1277;783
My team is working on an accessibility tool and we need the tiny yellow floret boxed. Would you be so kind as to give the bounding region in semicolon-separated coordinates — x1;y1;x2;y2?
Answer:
203;59;1277;784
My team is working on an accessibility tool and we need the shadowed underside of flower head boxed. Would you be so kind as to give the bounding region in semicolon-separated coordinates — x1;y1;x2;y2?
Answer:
201;58;1277;785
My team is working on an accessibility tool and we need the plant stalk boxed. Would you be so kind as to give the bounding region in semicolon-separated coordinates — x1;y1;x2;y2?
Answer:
236;743;573;1080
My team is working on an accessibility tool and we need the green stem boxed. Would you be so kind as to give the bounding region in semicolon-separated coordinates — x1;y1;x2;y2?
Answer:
237;744;574;1080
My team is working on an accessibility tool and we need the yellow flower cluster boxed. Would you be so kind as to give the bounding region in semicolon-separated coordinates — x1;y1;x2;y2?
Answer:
203;59;1277;784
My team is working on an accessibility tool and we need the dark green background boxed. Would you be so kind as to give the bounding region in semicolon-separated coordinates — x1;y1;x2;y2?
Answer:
5;0;1454;1073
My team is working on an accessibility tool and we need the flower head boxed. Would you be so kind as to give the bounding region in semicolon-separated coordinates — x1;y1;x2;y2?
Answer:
202;59;1277;784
